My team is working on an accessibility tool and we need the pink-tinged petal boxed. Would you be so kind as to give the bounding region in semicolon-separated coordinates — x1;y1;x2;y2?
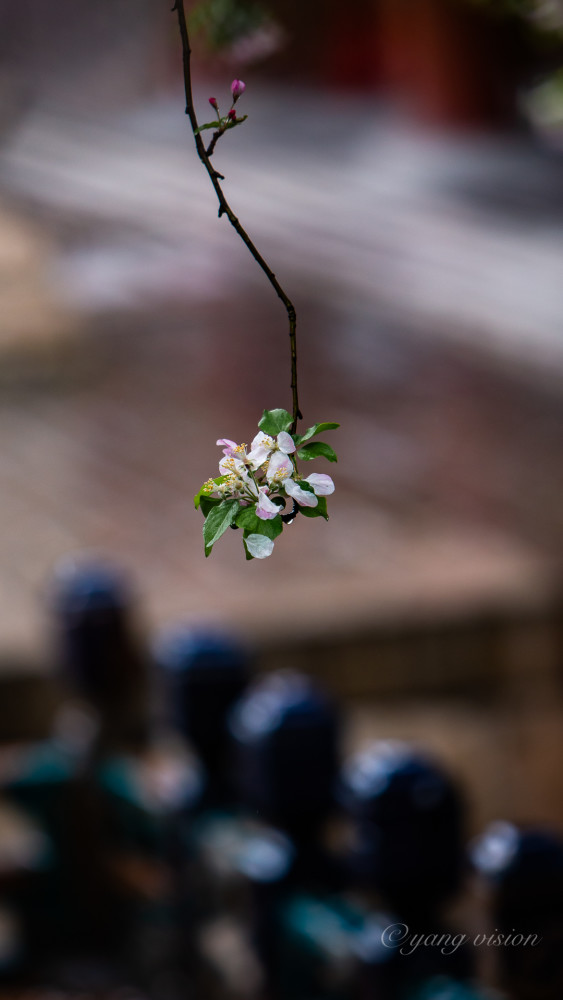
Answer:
216;438;238;456
246;534;274;559
267;451;293;481
285;478;318;507
256;491;281;520
305;473;335;496
277;431;296;454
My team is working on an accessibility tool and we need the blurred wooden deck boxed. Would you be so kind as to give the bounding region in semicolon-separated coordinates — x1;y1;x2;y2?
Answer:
0;90;561;668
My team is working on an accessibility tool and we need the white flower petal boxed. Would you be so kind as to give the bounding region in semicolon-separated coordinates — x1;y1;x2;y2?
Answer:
251;431;273;451
305;473;335;496
219;455;246;476
285;478;318;507
247;445;272;470
247;433;275;470
246;534;275;559
277;431;296;454
267;452;293;481
256;491;281;520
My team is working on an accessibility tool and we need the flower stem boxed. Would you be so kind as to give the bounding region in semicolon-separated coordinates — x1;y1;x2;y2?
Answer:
172;0;302;433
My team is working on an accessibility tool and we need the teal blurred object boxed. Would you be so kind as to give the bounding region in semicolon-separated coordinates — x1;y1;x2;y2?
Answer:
0;740;76;825
96;739;204;988
186;810;294;923
0;740;78;952
408;976;495;999
98;740;203;856
277;895;381;1000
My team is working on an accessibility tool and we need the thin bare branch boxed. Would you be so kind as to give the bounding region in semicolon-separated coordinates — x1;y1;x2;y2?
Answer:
172;0;301;431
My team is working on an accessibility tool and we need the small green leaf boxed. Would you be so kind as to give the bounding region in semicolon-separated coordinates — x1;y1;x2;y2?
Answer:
194;121;219;134
194;485;208;510
195;115;247;136
299;497;329;520
203;499;240;556
294;422;340;446
297;442;338;463
258;408;293;436
236;508;261;533
194;475;228;510
200;496;221;517
236;507;283;539
223;114;248;130
258;515;283;540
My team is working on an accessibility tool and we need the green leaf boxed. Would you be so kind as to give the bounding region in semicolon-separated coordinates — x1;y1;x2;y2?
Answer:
194;475;227;510
194;485;208;510
297;442;338;463
299;496;329;520
258;408;293;436
194;121;219;134
294;422;340;446
203;499;240;556
236;507;261;532
195;115;247;136
223;114;248;130
258;515;283;540
236;507;283;539
200;496;222;517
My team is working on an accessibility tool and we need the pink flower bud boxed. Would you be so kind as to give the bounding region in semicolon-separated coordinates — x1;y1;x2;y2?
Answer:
228;109;237;121
208;97;218;108
231;79;246;101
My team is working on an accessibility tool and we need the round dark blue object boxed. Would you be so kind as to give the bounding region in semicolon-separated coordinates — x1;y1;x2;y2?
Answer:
339;742;464;910
471;826;563;999
154;625;249;777
228;671;339;835
471;823;563;918
52;558;141;707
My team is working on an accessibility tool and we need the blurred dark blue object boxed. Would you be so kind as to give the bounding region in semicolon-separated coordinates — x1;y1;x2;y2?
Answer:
52;557;147;746
471;822;563;1000
339;742;465;913
229;670;339;836
154;624;250;792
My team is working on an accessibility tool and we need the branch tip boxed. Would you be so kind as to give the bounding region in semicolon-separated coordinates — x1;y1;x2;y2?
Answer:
173;2;301;427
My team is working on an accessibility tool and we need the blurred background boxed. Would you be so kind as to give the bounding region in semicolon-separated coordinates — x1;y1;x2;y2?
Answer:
1;1;563;996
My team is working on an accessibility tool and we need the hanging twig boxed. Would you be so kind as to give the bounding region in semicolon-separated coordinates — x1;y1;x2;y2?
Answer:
172;0;301;432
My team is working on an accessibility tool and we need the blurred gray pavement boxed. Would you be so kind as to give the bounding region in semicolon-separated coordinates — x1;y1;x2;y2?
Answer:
0;87;562;662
